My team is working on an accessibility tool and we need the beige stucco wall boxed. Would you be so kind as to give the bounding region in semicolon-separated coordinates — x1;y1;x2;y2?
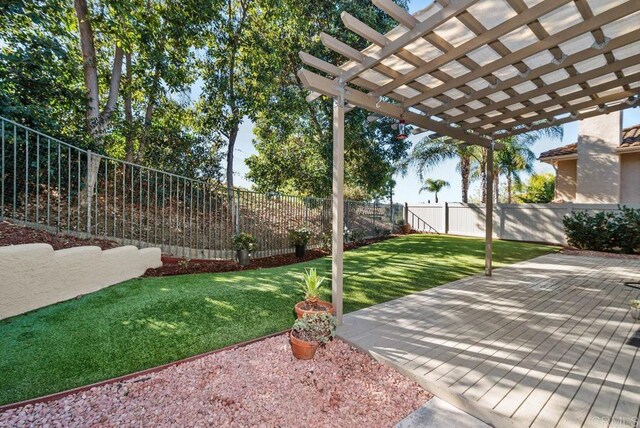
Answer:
0;244;162;320
555;159;577;202
620;152;640;204
576;113;622;203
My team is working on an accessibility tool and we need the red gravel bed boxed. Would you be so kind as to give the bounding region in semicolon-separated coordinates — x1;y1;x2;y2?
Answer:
144;235;398;277
0;221;119;251
560;248;640;260
0;336;431;427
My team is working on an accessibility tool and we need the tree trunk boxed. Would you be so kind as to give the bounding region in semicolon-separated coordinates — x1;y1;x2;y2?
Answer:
124;53;134;163
460;155;470;203
507;175;513;204
139;66;161;162
494;172;499;204
74;0;123;209
74;0;101;143
435;192;439;204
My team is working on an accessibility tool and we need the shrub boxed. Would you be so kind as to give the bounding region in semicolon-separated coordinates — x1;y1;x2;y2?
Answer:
291;313;336;345
563;207;639;253
288;227;312;247
350;229;366;244
609;206;640;254
232;232;257;251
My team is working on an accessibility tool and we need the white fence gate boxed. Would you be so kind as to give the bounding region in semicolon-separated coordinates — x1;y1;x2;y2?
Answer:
404;203;639;245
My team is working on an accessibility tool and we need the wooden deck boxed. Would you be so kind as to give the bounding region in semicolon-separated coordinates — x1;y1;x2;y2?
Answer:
338;254;640;428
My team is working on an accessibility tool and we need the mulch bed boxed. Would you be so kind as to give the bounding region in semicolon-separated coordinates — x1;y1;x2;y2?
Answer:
0;221;119;251
0;335;431;427
0;220;399;276
560;248;640;260
144;236;397;277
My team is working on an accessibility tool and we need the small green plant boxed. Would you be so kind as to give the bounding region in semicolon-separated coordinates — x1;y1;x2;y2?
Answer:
288;227;312;246
291;313;336;345
629;299;640;309
232;232;257;251
299;268;325;303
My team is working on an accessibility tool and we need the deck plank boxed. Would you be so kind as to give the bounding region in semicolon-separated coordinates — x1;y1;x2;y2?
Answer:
338;254;640;428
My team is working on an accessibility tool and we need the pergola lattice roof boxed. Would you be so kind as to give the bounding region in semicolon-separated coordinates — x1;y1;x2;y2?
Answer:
298;0;640;148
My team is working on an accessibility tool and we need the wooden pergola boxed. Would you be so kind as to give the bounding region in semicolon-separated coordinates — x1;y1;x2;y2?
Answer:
297;0;640;324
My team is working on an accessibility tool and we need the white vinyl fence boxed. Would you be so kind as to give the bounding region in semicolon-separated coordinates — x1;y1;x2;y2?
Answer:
405;203;640;245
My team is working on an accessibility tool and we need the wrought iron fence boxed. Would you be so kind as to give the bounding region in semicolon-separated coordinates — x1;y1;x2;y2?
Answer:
0;116;404;259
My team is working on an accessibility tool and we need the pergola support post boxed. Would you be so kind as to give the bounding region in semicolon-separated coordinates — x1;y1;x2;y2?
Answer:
485;142;494;276
332;86;345;325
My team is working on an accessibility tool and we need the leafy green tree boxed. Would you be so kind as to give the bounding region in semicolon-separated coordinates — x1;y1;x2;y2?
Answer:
515;173;555;203
0;0;87;144
244;0;410;199
420;178;450;204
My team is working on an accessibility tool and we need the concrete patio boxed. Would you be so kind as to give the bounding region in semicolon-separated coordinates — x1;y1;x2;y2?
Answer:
338;253;640;428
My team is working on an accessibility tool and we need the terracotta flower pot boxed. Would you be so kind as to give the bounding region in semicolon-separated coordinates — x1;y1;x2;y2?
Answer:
290;332;319;360
294;300;335;319
402;224;411;234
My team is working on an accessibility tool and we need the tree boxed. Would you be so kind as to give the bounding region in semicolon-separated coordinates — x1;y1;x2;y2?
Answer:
199;0;276;199
0;0;87;144
408;137;482;203
244;0;410;199
515;173;555;203
420;178;450;204
495;137;536;203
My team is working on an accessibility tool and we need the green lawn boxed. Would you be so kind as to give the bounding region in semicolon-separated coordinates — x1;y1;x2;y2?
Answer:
0;234;557;405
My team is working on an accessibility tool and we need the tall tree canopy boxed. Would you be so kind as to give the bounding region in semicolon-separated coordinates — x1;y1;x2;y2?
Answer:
244;0;412;199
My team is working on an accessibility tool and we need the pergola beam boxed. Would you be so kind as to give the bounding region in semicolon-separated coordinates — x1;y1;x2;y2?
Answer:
338;0;480;84
496;99;639;138
427;31;640;117
297;68;500;149
454;54;640;125
405;1;639;108
472;79;640;134
372;0;573;97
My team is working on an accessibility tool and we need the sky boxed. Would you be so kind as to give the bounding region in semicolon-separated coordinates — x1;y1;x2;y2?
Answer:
211;0;640;204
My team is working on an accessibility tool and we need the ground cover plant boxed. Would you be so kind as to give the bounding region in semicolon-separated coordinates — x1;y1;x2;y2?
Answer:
0;234;557;405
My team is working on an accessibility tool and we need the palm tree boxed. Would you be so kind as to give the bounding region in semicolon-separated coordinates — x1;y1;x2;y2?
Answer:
471;126;564;203
407;137;482;203
420;178;450;203
496;137;536;203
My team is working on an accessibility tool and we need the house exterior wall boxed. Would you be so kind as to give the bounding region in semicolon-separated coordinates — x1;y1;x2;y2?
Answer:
555;159;577;202
576;112;622;203
620;152;640;204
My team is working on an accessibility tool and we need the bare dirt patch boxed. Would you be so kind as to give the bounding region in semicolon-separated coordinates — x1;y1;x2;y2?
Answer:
0;221;119;251
0;335;430;427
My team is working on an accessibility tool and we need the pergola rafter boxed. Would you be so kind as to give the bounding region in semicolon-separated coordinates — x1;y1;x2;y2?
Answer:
297;0;640;324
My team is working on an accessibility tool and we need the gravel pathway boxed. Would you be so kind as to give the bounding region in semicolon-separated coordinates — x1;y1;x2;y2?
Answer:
1;336;430;427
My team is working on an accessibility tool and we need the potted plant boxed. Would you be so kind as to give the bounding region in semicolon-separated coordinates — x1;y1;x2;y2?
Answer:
289;227;312;259
294;268;335;318
233;232;257;266
290;313;336;360
629;299;640;320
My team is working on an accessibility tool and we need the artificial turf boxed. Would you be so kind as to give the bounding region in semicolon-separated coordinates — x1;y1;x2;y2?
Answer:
0;234;558;405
